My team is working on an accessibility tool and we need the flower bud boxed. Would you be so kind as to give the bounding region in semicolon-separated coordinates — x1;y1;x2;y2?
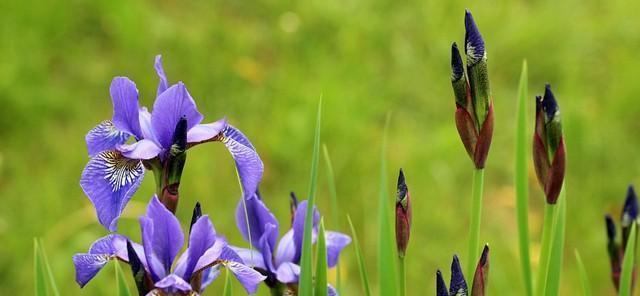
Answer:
162;117;188;212
189;201;202;235
450;255;469;296
436;270;448;296
472;244;490;296
605;214;622;290
289;191;298;226
395;169;411;258
532;85;565;204
621;185;638;251
451;10;494;169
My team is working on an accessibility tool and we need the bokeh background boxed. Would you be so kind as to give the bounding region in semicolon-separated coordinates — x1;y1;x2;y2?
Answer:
2;0;640;294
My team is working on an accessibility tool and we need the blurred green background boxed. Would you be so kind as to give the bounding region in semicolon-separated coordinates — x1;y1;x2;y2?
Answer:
2;0;640;294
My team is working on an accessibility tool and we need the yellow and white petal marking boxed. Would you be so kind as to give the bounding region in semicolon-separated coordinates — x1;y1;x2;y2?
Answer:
96;150;144;192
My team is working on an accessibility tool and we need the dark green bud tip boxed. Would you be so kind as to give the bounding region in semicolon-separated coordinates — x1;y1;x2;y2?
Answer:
451;43;465;82
189;201;202;235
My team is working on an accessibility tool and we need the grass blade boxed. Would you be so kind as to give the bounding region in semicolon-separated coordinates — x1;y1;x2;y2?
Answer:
115;261;132;296
34;238;60;296
515;60;533;296
223;268;233;296
467;168;485;276
347;215;371;296
536;203;557;295
574;249;592;296
619;223;637;296
378;113;398;295
299;98;323;296
322;144;342;293
315;219;328;296
543;189;567;296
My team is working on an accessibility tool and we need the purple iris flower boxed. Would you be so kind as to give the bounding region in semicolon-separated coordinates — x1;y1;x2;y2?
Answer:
73;196;266;294
232;194;351;294
80;55;263;231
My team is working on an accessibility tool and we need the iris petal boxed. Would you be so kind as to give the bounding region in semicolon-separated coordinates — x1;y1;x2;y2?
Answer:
325;231;351;268
110;77;142;139
151;83;203;150
154;274;192;292
219;125;264;201
72;234;129;287
187;118;227;144
80;150;144;231
225;261;267;294
275;262;300;284
292;200;320;262
235;195;278;253
117;139;162;160
85;120;129;156
154;55;169;96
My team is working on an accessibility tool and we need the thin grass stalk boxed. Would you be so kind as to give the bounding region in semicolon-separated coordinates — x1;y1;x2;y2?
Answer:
620;223;637;296
347;215;372;296
574;249;592;296
544;189;567;296
315;220;328;296
536;203;557;296
467;168;485;276
323;144;342;293
378;113;398;295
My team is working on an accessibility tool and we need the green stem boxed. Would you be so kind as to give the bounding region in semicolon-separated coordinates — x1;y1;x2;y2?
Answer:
536;203;557;296
399;256;406;296
467;168;485;276
544;191;567;296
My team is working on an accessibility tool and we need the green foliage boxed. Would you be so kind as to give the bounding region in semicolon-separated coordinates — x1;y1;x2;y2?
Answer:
544;190;567;296
574;249;592;296
315;220;329;296
378;114;398;295
299;98;323;296
114;261;132;296
33;238;59;296
467;168;485;277
223;269;233;296
322;145;342;293
619;223;636;296
348;215;371;296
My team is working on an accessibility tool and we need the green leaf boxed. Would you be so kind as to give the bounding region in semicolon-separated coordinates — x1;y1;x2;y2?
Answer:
322;144;342;293
515;60;533;296
115;261;132;296
536;203;557;296
315;219;328;296
574;249;592;296
619;223;637;296
378;113;398;295
299;97;323;296
223;268;233;296
34;238;60;296
347;215;371;296
543;189;567;296
467;168;485;276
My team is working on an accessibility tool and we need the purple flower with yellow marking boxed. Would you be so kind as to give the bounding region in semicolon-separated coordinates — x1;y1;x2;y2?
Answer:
232;193;351;295
73;196;265;294
80;55;263;231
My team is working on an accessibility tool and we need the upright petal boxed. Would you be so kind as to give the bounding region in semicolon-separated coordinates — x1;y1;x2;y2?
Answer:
325;231;351;268
117;139;162;160
225;261;267;294
275;262;300;283
187;118;227;144
181;215;217;280
219;125;264;200
151;83;203;149
235;195;278;251
154;55;169;96
194;239;227;272
154;274;192;293
292;200;320;262
140;196;185;281
110;77;142;139
80;150;144;231
85;120;129;156
139;107;159;144
275;230;295;267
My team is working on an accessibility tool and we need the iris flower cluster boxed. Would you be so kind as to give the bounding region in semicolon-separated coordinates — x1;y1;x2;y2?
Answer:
72;56;350;295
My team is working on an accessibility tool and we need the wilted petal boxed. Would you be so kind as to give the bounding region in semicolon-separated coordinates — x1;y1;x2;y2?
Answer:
151;83;203;149
325;231;351;268
140;196;185;281
117;139;162;160
187;118;227;144
235;196;278;252
229;247;266;270
86;120;130;156
154;274;192;292
80;150;144;231
292;200;320;262
449;255;468;296
219;125;264;200
276;262;300;283
275;230;295;267
154;55;169;96
110;77;142;139
182;215;217;280
225;261;267;294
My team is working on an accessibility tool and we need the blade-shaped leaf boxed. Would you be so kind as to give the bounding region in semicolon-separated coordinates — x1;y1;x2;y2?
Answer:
515;60;533;296
34;238;60;296
574;249;592;296
323;144;342;293
620;223;637;296
378;113;398;295
544;189;567;296
315;219;328;296
115;261;132;296
299;98;323;296
348;215;371;296
223;268;233;296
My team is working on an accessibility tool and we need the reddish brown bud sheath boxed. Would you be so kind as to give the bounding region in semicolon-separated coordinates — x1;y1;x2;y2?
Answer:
395;169;411;258
472;244;490;296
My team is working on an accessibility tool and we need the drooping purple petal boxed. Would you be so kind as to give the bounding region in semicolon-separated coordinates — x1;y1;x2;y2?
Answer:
229;247;267;270
225;261;267;294
220;125;264;200
325;231;351;268
72;234;128;287
235;195;278;252
194;239;227;273
140;196;185;281
275;230;295;267
181;215;217;280
85;120;129;156
80;150;144;231
154;55;169;96
117;139;162;160
187;118;227;144
110;77;142;139
154;274;192;293
292;200;320;262
275;262;300;284
151;82;203;149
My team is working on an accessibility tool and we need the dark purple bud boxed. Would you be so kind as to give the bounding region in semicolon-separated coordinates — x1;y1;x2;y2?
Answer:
162;117;189;212
451;43;465;83
464;10;485;65
436;270;448;296
622;185;639;228
472;244;490;296
542;84;559;120
605;214;621;288
170;116;188;155
606;215;617;242
290;191;298;226
189;201;202;235
450;255;468;295
127;240;151;295
395;169;411;258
